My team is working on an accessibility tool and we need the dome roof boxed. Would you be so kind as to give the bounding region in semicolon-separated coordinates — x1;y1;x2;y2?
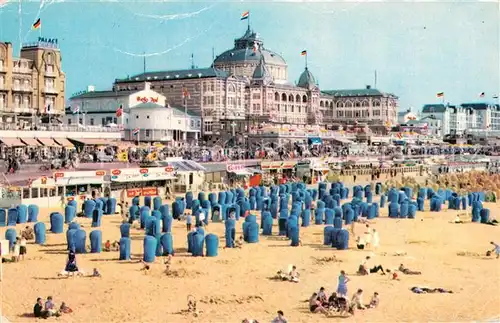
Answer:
214;48;286;66
213;26;287;67
297;67;317;90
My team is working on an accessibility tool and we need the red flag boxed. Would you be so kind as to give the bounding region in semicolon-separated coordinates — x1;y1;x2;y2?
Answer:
116;105;123;117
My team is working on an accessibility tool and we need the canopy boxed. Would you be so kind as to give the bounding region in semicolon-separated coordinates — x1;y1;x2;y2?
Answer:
307;137;323;145
54;138;75;148
229;168;253;176
20;138;42;147
0;138;26;147
38;138;59;147
70;138;118;146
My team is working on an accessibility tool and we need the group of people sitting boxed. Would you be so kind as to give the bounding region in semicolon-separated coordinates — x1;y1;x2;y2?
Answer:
33;296;72;319
274;265;300;283
355;224;380;250
308;287;379;316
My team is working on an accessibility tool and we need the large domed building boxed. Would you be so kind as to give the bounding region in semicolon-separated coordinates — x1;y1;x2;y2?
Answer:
112;24;399;145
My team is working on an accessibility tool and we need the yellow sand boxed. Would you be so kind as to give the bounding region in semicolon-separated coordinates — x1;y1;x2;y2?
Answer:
1;201;499;322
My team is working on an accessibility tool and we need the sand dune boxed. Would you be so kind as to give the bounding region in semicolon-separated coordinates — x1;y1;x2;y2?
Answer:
1;200;499;322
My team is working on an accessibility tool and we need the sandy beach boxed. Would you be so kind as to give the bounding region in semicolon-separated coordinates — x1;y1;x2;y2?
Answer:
1;195;499;323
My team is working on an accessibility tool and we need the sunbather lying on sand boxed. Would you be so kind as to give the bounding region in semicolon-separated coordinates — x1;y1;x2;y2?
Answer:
410;287;453;294
399;264;421;275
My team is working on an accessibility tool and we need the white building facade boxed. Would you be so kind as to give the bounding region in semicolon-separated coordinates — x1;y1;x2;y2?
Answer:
68;83;201;143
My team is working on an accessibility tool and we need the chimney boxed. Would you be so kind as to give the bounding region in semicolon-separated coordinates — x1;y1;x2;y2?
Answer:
366;85;371;89
87;85;95;92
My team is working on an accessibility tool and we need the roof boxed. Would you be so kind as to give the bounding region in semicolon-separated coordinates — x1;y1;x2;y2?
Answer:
214;47;286;66
460;103;492;110
420;115;439;121
297;67;317;90
115;67;229;83
421;104;447;113
70;90;134;100
321;88;396;97
171;106;201;117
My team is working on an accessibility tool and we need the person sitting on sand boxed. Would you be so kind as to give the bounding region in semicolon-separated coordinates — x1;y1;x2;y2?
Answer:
490;242;500;259
59;302;73;314
398;264;422;275
368;292;380;308
64;250;79;273
386;269;399;280
317;287;328;306
21;226;34;240
92;268;101;277
104;240;111;252
34;297;49;319
309;293;329;314
275;270;288;281
235;236;244;249
271;310;288;323
45;296;60;317
358;256;386;275
351;289;366;310
111;240;120;251
140;261;151;273
356;236;366;250
289;265;300;283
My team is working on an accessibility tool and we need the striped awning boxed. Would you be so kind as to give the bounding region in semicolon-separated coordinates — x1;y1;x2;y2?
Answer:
20;138;42;147
38;138;59;147
54;138;75;148
0;138;26;147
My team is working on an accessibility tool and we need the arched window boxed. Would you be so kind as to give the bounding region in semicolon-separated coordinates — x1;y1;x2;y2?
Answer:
355;101;361;108
295;94;300;102
275;92;280;101
289;94;294;102
46;53;54;64
330;102;333;108
345;101;353;108
320;101;324;107
373;100;381;107
281;93;287;102
302;95;307;103
362;100;369;107
228;84;235;93
336;102;344;108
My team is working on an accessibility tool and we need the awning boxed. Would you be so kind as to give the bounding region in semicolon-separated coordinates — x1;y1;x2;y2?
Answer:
71;138;118;146
38;138;59;147
230;169;253;176
0;138;26;147
308;137;323;145
20;138;42;147
54;138;75;148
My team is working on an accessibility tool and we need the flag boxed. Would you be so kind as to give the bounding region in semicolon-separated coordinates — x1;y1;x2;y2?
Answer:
132;128;139;136
116;104;123;117
300;50;307;56
32;18;41;30
72;105;79;114
479;92;485;98
241;11;249;20
182;87;191;99
436;92;444;98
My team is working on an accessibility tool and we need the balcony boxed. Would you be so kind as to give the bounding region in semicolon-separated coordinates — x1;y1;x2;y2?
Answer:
43;87;58;94
44;70;57;77
12;87;33;93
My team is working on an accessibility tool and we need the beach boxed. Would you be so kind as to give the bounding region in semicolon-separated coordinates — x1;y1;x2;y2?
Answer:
1;199;499;322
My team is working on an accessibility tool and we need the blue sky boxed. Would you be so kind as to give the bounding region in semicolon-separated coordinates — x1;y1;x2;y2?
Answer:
0;0;498;112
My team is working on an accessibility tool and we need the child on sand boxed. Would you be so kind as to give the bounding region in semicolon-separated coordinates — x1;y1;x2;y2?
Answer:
368;292;379;308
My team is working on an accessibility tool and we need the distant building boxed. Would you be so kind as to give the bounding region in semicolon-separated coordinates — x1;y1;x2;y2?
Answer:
68;82;201;143
397;108;418;124
0;40;66;125
420;102;500;137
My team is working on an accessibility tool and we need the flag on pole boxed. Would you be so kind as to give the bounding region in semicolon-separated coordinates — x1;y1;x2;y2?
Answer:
241;11;249;20
72;105;79;114
182;87;191;99
479;92;485;98
300;50;307;56
132;128;139;136
116;104;123;117
436;92;444;98
32;18;41;30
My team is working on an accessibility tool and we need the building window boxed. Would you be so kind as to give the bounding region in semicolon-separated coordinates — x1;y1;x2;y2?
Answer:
252;93;261;99
102;118;105;125
90;118;94;125
79;118;83;124
145;130;150;137
113;117;117;124
147;116;150;119
204;121;213;132
68;119;72;125
136;115;139;119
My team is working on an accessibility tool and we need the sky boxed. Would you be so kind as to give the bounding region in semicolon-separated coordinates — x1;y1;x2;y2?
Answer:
0;0;499;112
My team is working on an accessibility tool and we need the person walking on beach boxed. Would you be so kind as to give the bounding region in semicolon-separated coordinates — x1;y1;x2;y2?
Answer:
490;241;500;259
186;213;192;232
337;270;350;297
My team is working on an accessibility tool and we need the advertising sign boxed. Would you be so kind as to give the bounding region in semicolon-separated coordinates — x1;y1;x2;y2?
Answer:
126;187;158;197
110;167;176;183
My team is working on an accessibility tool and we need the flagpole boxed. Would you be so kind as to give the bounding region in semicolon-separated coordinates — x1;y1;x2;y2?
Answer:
305;52;308;69
248;12;250;30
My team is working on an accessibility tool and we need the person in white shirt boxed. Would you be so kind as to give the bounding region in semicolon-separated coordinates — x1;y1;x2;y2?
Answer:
198;211;206;227
356;235;366;250
363;225;372;248
368;292;380;308
351;289;366;310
